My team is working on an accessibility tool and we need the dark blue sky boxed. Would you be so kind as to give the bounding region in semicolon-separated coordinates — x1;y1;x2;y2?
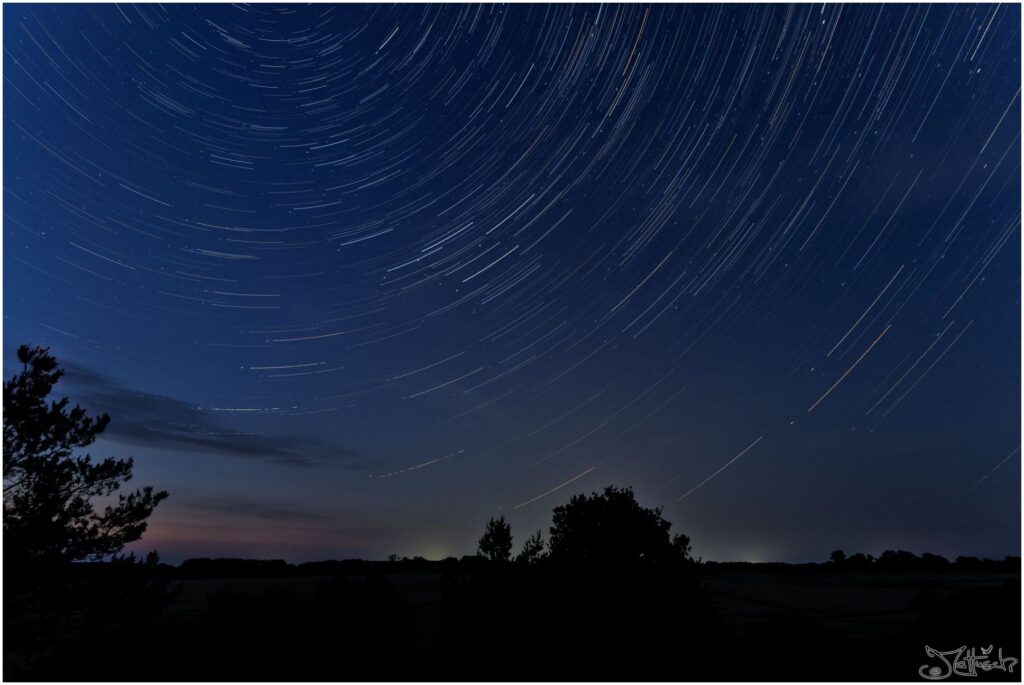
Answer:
4;4;1020;563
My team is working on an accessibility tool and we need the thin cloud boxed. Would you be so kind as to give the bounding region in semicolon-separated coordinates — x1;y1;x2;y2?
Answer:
61;361;365;469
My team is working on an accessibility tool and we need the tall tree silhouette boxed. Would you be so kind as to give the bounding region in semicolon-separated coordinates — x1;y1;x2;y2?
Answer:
548;486;686;568
477;514;513;562
3;345;167;569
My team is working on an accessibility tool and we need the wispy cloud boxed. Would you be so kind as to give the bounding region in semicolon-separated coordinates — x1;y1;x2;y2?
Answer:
61;362;364;469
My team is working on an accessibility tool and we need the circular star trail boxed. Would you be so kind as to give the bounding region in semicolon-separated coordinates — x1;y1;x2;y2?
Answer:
4;4;1019;562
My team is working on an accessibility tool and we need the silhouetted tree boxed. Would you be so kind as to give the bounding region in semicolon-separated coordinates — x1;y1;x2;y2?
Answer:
672;532;694;563
548;486;684;568
478;514;513;562
920;552;951;572
956;555;982;570
3;345;167;571
515;529;545;564
829;549;847;565
877;549;920;572
845;552;874;570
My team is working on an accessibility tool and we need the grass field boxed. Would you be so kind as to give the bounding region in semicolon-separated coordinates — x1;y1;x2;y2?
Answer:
167;570;1020;653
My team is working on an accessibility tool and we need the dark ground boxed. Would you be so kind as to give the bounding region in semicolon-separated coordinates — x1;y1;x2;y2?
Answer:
161;568;1020;681
5;561;1020;681
166;568;1013;637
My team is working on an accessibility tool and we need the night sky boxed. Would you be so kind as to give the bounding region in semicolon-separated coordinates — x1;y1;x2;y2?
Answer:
3;4;1020;564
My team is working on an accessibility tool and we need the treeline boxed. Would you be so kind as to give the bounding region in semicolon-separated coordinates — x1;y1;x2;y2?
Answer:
703;549;1021;575
828;549;1020;573
159;555;518;578
107;549;1020;580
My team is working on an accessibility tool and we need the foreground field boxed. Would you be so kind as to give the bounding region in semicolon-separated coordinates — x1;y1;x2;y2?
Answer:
161;569;1019;680
169;569;1015;629
7;559;1018;680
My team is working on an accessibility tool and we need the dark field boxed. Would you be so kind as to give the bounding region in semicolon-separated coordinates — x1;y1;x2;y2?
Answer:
704;571;1015;639
6;557;1020;681
167;569;1013;633
153;568;1020;681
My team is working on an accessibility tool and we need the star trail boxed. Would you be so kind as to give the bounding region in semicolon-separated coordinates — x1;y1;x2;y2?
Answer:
3;4;1019;563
